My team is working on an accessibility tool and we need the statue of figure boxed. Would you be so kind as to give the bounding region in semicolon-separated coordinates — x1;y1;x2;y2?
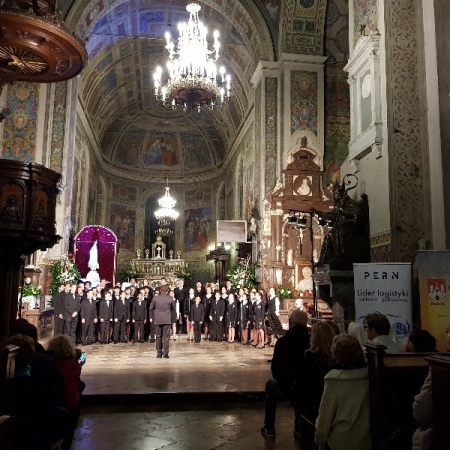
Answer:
136;249;141;259
314;179;365;267
0;194;21;221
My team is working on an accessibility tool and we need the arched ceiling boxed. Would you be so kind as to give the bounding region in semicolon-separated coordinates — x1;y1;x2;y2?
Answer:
65;0;275;180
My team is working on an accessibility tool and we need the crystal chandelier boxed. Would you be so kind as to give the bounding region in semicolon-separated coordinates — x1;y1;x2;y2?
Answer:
153;2;231;112
154;180;179;232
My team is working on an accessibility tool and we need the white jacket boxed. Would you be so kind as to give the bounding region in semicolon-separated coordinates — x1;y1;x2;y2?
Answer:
315;366;372;450
412;369;433;450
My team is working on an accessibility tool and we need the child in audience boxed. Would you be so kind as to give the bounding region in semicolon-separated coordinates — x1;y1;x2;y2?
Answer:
404;329;437;352
315;334;371;450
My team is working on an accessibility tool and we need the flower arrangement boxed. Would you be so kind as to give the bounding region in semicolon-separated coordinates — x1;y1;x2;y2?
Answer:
123;261;143;280
226;257;256;289
49;256;81;296
278;285;292;299
174;268;192;280
22;284;42;297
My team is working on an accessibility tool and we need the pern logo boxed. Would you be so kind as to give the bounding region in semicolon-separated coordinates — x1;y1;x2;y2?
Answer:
364;271;399;280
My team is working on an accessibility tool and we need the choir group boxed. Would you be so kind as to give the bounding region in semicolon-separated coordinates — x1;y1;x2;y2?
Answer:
51;277;282;348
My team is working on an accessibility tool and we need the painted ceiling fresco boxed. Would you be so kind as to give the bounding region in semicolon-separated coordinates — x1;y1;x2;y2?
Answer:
64;0;274;178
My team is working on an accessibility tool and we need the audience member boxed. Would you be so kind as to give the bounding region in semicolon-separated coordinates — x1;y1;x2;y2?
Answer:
47;336;84;449
364;313;402;353
412;370;433;450
261;309;310;438
315;334;371;450
347;321;368;350
404;329;437;353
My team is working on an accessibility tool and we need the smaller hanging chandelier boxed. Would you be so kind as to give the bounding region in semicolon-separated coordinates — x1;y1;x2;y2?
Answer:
153;2;231;112
154;177;179;229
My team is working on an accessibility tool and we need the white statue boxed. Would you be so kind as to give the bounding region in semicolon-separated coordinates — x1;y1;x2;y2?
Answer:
298;266;313;292
287;249;293;266
86;240;100;288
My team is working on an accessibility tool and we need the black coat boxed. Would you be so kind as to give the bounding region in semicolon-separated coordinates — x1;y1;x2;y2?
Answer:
133;300;147;321
99;299;114;321
210;298;225;320
271;325;311;398
114;298;129;321
190;303;204;322
80;299;97;321
63;292;80;319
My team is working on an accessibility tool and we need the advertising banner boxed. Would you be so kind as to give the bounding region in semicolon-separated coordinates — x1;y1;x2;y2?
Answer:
414;251;450;351
354;263;412;342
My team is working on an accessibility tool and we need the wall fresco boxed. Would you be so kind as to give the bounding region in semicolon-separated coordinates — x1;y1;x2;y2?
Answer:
184;207;212;252
291;71;318;136
109;203;136;252
112;182;137;203
265;77;278;195
185;188;212;206
353;0;378;46
1;83;39;162
50;82;68;173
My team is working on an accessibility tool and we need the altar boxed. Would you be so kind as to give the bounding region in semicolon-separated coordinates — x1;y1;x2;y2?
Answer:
130;235;187;287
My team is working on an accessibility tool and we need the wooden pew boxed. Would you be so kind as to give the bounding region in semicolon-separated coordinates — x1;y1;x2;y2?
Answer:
0;344;19;385
424;355;450;450
365;343;442;450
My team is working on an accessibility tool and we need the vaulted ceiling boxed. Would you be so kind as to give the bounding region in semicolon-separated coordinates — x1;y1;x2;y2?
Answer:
64;0;276;180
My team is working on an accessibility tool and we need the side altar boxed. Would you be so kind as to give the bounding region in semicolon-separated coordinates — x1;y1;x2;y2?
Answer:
130;235;187;286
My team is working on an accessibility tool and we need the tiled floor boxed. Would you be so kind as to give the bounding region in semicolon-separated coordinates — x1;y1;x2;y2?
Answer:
78;336;275;396
72;336;299;449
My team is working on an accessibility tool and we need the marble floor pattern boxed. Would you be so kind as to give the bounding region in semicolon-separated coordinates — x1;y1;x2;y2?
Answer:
79;336;275;395
73;336;299;449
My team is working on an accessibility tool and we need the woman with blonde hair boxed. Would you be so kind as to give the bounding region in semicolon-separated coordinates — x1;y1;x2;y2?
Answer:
315;334;371;450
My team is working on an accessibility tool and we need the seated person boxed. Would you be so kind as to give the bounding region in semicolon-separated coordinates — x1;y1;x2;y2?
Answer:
47;336;84;450
364;313;402;353
404;329;437;353
315;334;372;450
261;310;310;438
347;322;368;350
1;334;71;450
294;322;336;446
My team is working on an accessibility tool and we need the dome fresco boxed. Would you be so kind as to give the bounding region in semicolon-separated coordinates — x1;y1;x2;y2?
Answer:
71;0;273;180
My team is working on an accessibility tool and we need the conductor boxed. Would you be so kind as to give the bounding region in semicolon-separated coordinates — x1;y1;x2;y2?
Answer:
150;285;174;358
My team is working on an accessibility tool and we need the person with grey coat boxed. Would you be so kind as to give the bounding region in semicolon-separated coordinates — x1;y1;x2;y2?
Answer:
150;285;174;358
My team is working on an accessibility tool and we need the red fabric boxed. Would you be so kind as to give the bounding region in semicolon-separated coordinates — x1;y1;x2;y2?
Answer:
55;358;82;410
74;225;119;286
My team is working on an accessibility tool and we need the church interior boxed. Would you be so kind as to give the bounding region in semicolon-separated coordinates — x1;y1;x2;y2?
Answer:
1;0;450;449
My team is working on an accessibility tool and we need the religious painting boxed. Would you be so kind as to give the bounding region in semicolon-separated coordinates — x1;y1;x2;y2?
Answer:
184;207;212;252
109;203;136;252
353;0;378;46
294;175;313;197
291;71;318;136
144;136;179;168
295;262;314;293
261;0;281;22
182;134;213;169
323;161;341;200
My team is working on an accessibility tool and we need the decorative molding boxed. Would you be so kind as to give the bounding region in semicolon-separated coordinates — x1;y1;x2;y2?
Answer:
344;31;383;162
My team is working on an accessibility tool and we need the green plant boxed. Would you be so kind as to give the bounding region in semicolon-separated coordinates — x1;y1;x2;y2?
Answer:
22;284;41;297
278;285;293;299
226;258;256;289
174;268;192;280
123;262;143;280
49;256;81;296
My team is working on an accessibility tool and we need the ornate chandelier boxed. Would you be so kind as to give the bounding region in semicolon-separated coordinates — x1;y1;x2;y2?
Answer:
154;183;179;232
153;2;231;112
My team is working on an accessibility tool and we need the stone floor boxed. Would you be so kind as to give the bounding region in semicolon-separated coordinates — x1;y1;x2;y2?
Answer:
78;336;275;396
72;336;300;449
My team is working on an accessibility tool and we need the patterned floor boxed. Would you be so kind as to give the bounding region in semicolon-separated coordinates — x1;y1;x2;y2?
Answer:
79;335;275;396
72;337;299;449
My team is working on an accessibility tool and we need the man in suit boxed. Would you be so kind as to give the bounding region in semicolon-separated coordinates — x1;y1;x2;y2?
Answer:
99;291;114;343
210;291;225;342
53;282;69;335
63;283;80;339
113;290;129;343
80;289;98;345
150;285;174;358
132;289;147;343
